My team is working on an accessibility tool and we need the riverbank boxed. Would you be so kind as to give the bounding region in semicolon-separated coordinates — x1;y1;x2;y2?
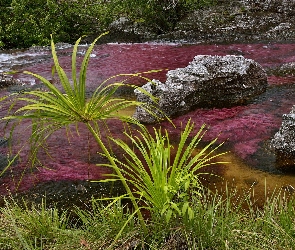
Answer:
105;0;295;44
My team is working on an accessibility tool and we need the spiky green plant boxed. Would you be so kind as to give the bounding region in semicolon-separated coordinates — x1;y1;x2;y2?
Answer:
102;119;228;223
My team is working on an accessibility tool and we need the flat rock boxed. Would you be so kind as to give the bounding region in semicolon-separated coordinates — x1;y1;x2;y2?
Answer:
133;55;268;123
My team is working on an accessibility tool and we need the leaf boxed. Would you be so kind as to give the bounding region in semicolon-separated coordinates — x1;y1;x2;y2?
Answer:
182;201;189;216
188;207;194;220
165;209;173;223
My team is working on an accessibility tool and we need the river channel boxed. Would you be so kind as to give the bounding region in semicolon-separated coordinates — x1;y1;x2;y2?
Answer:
1;41;295;207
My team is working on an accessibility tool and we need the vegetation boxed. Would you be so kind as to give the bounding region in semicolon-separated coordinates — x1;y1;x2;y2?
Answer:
1;188;295;249
0;0;217;49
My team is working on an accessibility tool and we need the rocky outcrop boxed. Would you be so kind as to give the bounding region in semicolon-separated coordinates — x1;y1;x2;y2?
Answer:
133;55;268;123
98;0;295;44
271;105;295;169
108;17;153;43
157;0;295;44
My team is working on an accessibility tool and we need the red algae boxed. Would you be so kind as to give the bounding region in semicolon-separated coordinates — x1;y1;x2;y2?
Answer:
12;43;295;86
1;42;295;198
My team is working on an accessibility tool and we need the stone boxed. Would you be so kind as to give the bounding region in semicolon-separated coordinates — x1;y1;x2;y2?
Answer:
108;17;153;43
133;55;268;123
271;105;295;169
0;73;20;88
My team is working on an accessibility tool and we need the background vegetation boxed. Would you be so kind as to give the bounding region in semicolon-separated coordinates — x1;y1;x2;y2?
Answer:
0;0;217;49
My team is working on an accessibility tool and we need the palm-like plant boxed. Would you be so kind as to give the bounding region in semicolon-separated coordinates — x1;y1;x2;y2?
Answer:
103;119;228;223
2;32;155;234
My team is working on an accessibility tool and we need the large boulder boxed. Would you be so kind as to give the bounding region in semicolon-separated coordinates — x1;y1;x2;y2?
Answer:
271;106;295;169
133;55;268;123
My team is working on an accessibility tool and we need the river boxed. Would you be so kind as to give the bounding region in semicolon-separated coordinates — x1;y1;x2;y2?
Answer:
1;41;295;207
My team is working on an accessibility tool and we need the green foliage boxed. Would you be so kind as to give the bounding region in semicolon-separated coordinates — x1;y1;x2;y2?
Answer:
0;199;78;249
0;0;116;48
75;196;139;248
2;188;295;249
103;120;227;224
0;0;217;48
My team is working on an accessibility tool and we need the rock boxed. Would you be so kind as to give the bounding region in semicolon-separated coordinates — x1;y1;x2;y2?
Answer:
133;55;268;123
108;17;153;43
271;105;295;169
0;73;20;88
165;0;295;44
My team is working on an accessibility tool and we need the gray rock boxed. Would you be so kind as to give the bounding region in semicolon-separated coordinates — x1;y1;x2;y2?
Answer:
0;73;20;88
108;17;153;42
271;106;295;163
165;0;295;44
133;55;268;123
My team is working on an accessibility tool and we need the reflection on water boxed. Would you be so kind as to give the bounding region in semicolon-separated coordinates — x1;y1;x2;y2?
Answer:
1;42;295;205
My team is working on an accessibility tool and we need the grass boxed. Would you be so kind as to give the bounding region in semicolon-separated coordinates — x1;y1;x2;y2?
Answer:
0;187;295;249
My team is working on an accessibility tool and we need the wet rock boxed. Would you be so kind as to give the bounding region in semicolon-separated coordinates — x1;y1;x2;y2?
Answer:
274;62;295;76
244;177;259;187
271;105;295;168
0;137;9;147
0;73;20;88
133;55;268;123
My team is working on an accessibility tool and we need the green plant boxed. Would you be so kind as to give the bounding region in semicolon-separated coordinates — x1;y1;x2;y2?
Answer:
102;120;227;224
0;199;78;249
2;31;226;239
75;196;140;249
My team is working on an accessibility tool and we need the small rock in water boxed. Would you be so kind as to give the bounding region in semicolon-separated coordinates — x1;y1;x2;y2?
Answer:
134;55;268;123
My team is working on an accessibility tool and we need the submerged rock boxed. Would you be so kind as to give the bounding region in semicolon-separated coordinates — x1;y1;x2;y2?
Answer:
271;105;295;169
134;55;268;123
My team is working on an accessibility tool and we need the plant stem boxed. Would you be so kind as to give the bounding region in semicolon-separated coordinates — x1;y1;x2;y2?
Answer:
85;122;148;235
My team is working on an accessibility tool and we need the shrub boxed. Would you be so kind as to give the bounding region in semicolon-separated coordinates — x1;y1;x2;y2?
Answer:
0;0;217;48
0;0;116;48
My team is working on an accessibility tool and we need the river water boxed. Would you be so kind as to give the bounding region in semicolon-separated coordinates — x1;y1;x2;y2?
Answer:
1;42;295;206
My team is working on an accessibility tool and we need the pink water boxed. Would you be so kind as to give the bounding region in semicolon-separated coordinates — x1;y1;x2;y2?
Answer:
1;42;295;199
